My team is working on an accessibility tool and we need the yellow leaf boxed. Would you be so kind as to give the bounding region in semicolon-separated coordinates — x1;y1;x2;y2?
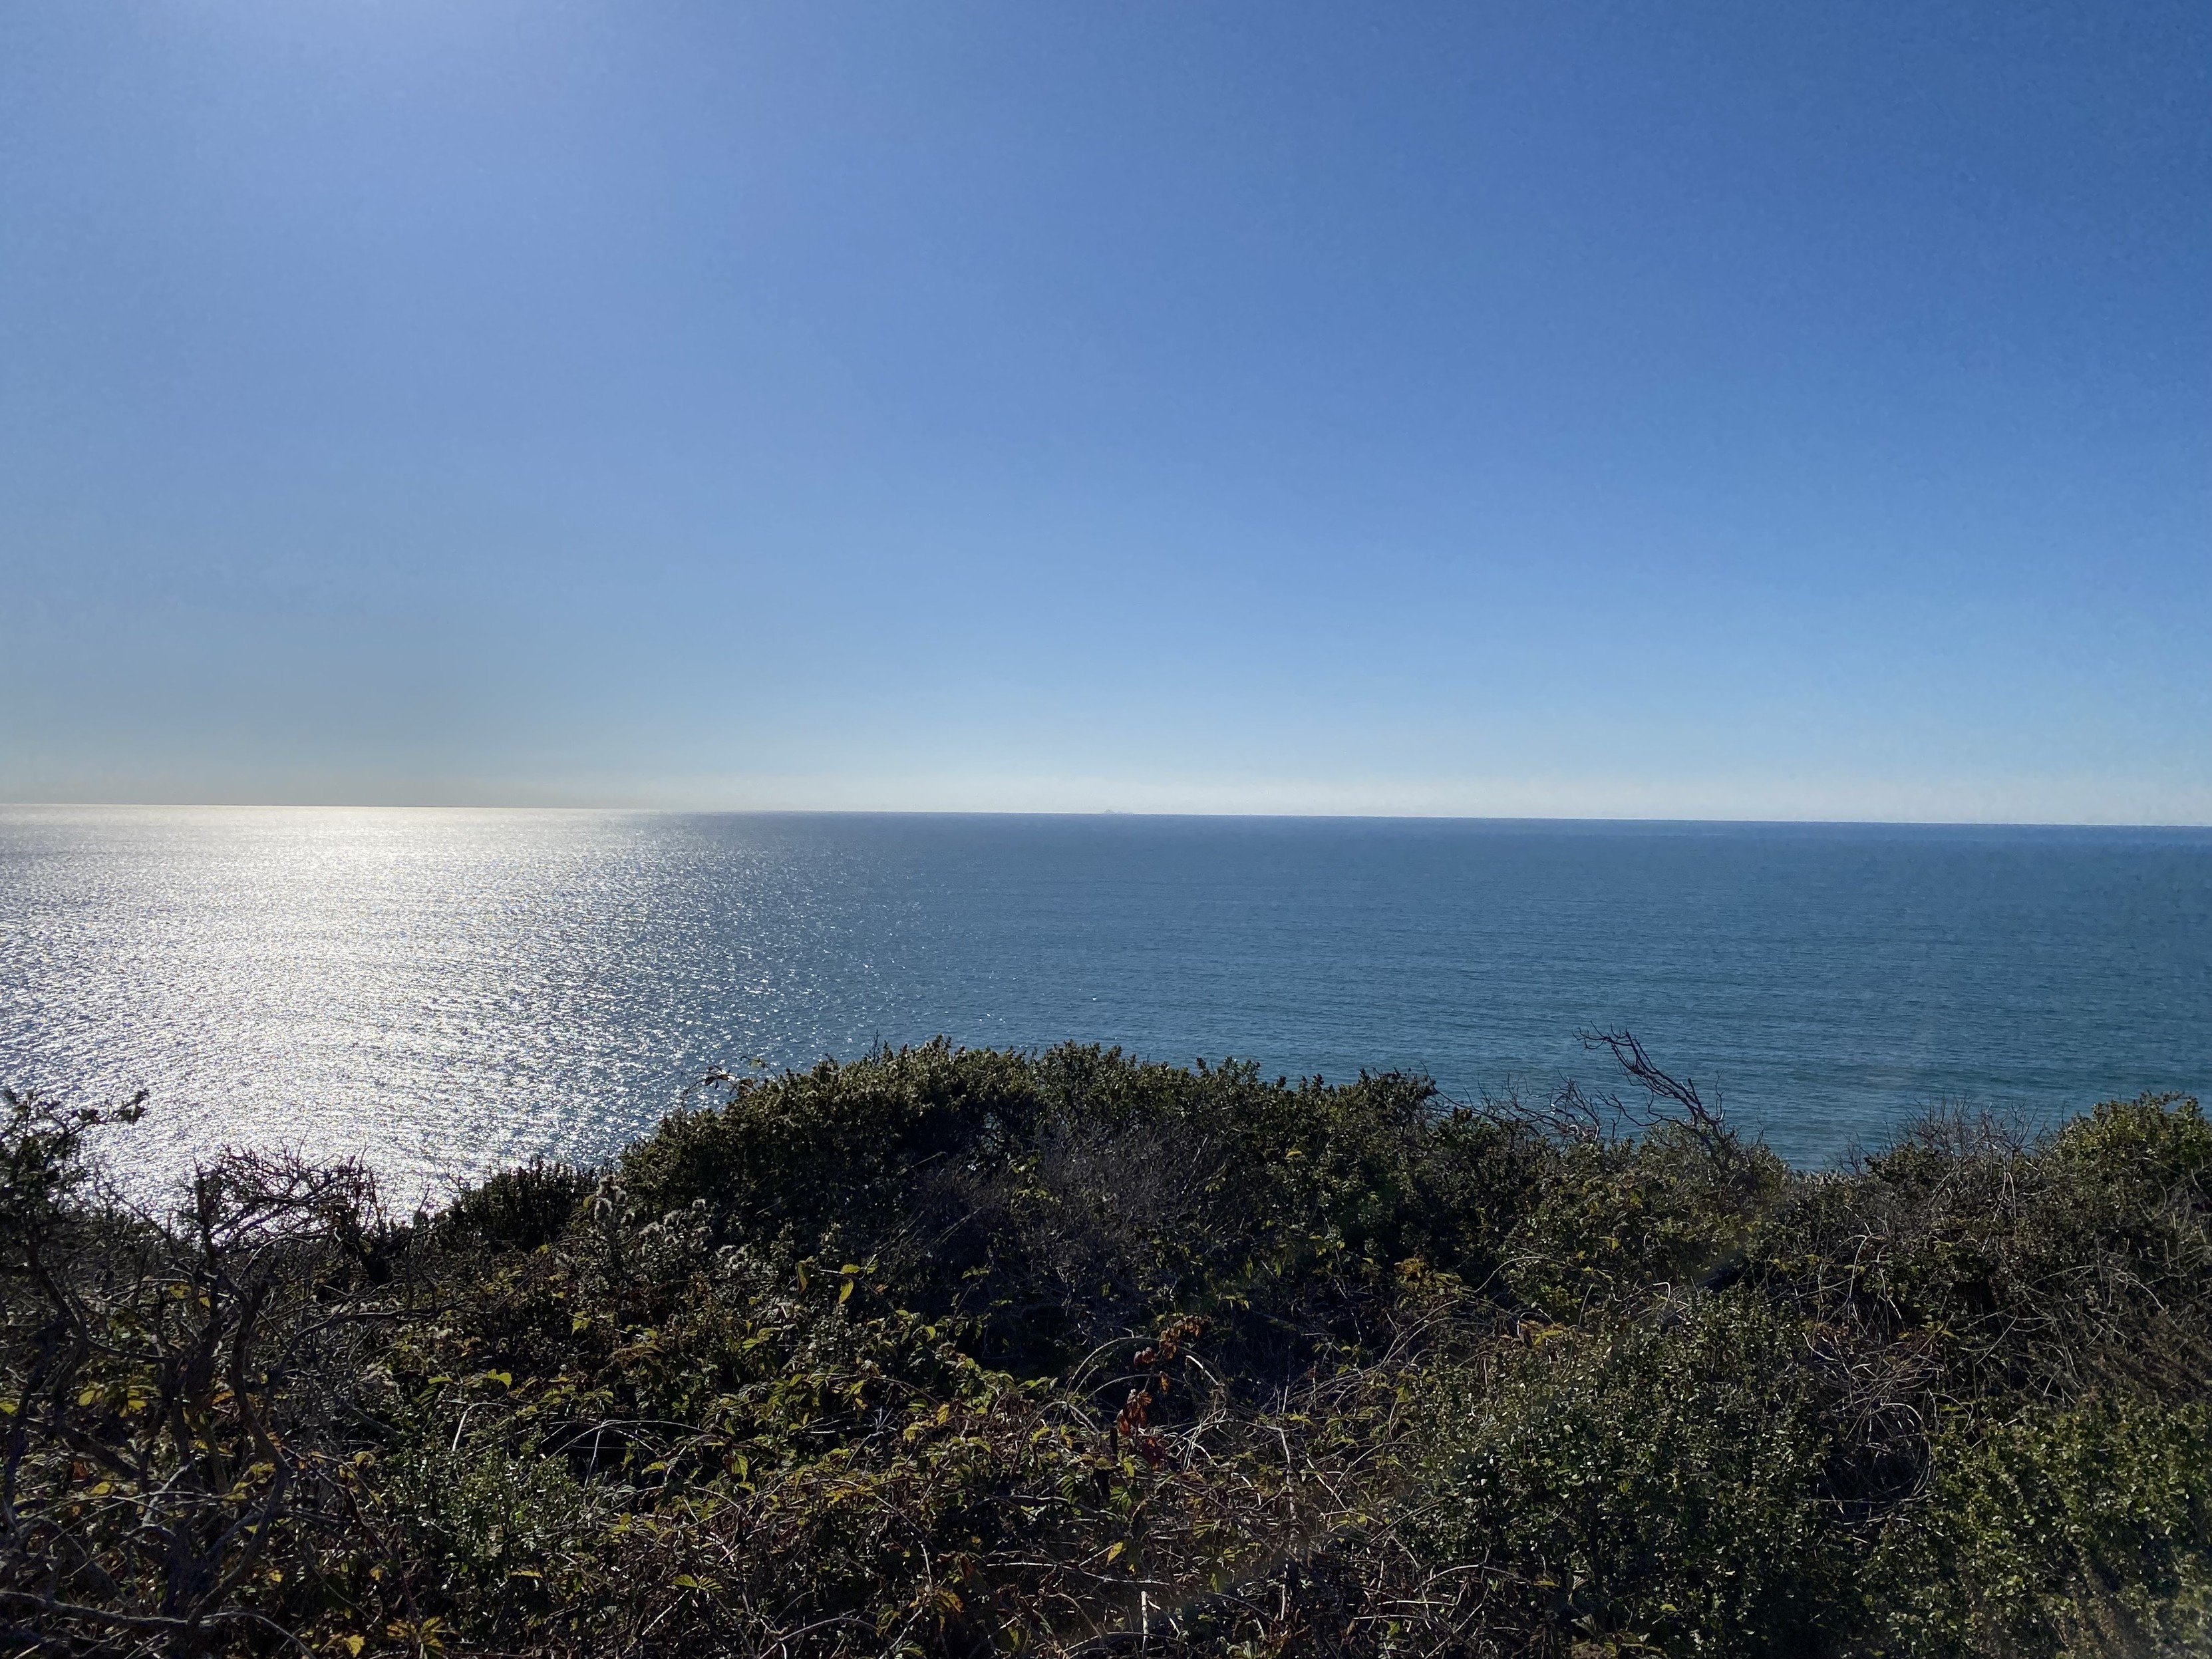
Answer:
77;1388;99;1408
344;1639;365;1657
838;1279;854;1305
1105;1541;1125;1563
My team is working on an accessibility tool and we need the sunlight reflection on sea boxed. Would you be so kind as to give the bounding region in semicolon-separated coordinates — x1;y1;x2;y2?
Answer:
2;806;2206;1201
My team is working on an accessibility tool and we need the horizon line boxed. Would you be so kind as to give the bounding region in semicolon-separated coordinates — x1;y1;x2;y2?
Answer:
5;800;2209;832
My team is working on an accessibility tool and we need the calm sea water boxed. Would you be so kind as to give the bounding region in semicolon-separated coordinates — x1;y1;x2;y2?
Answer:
1;806;2206;1195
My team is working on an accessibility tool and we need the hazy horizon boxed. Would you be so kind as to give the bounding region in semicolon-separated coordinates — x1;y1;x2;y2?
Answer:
13;778;2212;835
5;4;2207;821
10;803;2212;831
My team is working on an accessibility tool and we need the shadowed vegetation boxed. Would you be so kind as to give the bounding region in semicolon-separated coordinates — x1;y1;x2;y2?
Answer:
4;1040;2209;1656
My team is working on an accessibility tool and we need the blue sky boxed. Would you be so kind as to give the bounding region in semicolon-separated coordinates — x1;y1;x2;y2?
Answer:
3;1;2207;820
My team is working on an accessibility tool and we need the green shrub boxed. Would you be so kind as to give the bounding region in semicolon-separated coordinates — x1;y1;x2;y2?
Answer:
1503;1126;1788;1322
1874;1400;2212;1658
377;1434;605;1609
1413;1294;1858;1656
616;1042;1539;1381
436;1157;595;1251
1752;1096;2212;1406
5;1052;2208;1656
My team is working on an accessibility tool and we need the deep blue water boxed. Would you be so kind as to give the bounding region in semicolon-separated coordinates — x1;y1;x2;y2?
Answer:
1;807;2205;1193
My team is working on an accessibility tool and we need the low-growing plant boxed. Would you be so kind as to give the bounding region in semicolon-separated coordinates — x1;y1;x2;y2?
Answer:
3;1055;2207;1657
1412;1294;1860;1656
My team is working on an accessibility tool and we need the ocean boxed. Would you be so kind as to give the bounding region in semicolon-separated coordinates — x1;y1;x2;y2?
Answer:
1;806;2205;1197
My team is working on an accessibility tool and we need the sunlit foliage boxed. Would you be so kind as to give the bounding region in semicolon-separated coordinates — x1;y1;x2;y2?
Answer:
4;1046;2208;1655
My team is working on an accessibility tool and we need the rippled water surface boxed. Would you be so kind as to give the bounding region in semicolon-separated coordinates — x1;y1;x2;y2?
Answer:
2;807;2206;1192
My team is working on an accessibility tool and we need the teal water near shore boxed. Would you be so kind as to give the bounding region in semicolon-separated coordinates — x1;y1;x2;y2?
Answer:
1;806;2205;1191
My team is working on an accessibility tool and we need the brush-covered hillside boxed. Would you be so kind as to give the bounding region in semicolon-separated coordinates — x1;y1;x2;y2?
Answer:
5;1038;2210;1657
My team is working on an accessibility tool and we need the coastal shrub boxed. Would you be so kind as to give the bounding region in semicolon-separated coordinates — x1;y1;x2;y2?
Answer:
1412;1294;1858;1656
1748;1095;2212;1404
374;1432;607;1621
617;1042;1541;1379
1501;1124;1790;1322
0;1118;402;1656
5;1052;2209;1656
1874;1400;2212;1658
436;1157;596;1251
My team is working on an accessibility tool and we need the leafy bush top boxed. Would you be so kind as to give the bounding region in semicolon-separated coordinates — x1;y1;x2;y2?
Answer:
5;1051;2208;1658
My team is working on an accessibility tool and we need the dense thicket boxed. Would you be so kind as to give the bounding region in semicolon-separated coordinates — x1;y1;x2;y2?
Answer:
5;1041;2209;1658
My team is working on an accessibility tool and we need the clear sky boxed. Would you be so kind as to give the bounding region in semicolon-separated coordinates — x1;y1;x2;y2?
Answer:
2;2;2206;821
